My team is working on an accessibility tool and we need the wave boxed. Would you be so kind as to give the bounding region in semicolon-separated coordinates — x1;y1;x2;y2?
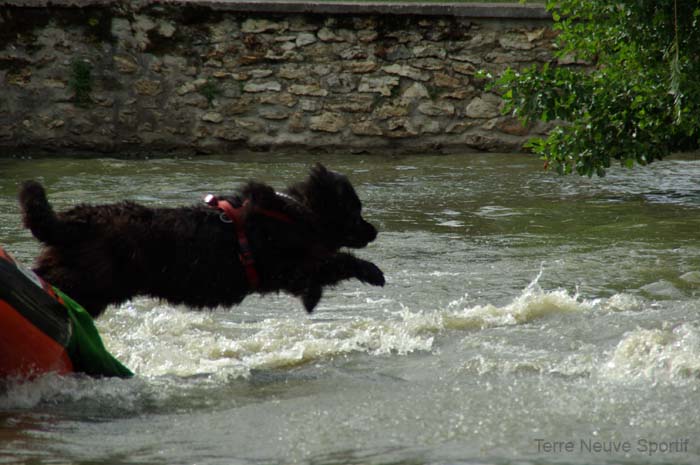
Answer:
0;372;143;413
600;323;700;382
1;272;677;409
99;302;436;379
92;272;614;383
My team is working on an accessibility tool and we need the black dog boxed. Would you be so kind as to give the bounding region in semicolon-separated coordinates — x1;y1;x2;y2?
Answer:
18;164;385;318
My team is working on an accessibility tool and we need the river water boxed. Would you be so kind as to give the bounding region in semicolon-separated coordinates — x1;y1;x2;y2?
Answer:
1;153;700;465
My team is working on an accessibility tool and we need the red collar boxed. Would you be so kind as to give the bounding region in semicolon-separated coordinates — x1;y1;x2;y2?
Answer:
204;194;293;289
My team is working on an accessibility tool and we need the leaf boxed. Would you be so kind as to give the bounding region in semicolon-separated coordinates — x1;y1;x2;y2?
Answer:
490;0;700;177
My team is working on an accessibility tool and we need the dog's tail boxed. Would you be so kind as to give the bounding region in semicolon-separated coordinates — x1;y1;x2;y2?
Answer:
19;180;75;246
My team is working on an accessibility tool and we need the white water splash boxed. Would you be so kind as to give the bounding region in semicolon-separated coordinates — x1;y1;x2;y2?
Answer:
600;323;700;383
98;301;436;379
97;273;596;380
2;273;661;409
0;372;140;411
399;272;594;334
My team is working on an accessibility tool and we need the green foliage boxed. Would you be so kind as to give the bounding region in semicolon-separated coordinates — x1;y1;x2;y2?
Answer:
69;59;93;107
198;80;222;107
493;0;700;176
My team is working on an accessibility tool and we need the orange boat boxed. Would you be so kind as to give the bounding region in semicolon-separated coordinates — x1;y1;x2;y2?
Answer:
0;246;131;379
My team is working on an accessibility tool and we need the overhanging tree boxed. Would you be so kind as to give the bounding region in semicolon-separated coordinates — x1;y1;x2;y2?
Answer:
494;0;700;176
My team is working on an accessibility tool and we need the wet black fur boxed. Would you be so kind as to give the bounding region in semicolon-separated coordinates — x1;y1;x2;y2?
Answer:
18;164;385;318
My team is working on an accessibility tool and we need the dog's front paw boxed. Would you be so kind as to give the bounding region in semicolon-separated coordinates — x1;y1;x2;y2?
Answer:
357;261;385;287
302;286;322;313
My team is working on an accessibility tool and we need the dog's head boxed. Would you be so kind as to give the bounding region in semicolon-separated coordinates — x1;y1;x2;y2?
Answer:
298;164;378;249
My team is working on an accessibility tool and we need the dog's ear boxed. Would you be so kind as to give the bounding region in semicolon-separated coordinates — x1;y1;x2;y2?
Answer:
310;163;329;181
309;163;331;192
308;163;355;200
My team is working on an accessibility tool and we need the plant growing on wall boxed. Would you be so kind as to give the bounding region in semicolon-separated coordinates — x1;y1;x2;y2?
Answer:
69;59;93;107
199;79;222;107
493;0;700;176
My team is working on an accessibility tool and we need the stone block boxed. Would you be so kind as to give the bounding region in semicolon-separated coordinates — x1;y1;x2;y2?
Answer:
465;94;502;119
376;102;410;119
134;79;162;96
386;118;418;138
260;93;298;107
221;97;254;115
244;81;282;93
446;122;474;134
382;45;412;61
309;113;346;133
339;47;368;60
402;83;430;99
351;121;382;136
176;78;207;96
412;45;447;59
242;19;289;33
113;55;138;74
278;65;307;80
343;61;378;74
412;58;445;71
239;54;265;65
499;33;535;51
417;118;441;134
296;33;317;47
289;85;328;97
250;69;274;79
318;28;356;43
300;99;323;112
231;120;263;134
46;119;65;129
495;117;529;136
453;63;477;76
265;50;302;62
358;76;400;96
324;97;374;113
201;112;224;123
418;101;455;116
382;64;430;82
358;30;379;43
526;28;546;43
158;21;176;38
288;112;306;133
434;73;462;88
321;73;356;94
441;89;472;100
260;107;290;120
464;133;503;151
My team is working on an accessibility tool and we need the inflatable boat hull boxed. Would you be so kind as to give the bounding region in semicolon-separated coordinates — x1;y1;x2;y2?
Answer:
0;246;131;379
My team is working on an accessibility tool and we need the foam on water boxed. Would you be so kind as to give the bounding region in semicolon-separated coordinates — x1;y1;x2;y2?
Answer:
401;272;597;334
2;272;688;411
96;273;602;380
99;301;437;379
600;323;700;383
0;372;143;412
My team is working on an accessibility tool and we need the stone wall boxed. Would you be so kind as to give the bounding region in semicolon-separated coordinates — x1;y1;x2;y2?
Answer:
0;0;554;156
